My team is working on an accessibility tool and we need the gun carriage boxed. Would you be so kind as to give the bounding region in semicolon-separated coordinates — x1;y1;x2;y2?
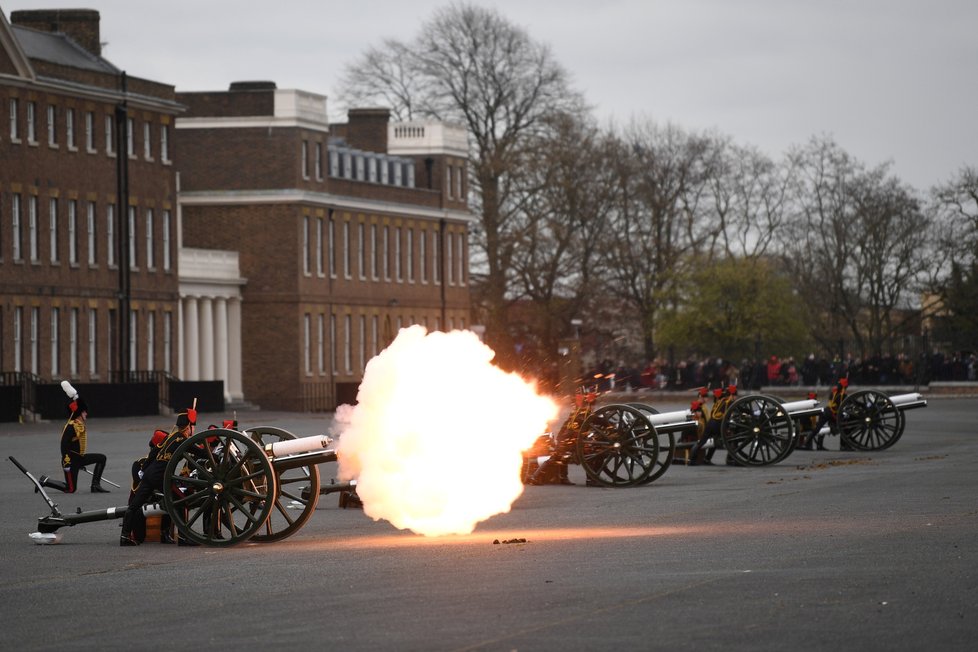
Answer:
11;425;354;547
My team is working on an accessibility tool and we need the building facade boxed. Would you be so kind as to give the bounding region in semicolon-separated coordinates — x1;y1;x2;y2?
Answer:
176;84;473;410
0;9;182;385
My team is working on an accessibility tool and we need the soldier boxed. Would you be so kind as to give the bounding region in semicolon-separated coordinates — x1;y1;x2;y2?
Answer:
120;406;197;546
807;378;849;450
37;381;110;493
688;386;734;465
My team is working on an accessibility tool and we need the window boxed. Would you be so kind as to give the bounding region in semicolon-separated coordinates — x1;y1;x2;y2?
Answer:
128;206;137;269
317;314;325;374
457;232;466;285
301;141;309;179
446;166;453;199
329;150;339;176
27;101;36;143
380;157;389;184
50;308;60;376
28;196;38;262
143;122;152;159
456;164;463;198
69;308;79;376
87;202;97;265
447;232;454;285
383;226;391;281
13;307;23;372
105;114;114;154
343;220;351;279
371;315;378;358
162;210;171;271
302;216;310;275
88;309;97;375
68;200;78;265
370;224;379;280
315;217;324;276
368;156;377;183
330;314;337;375
145;209;154;269
343;152;352;179
407;228;414;282
160;124;170;162
393;160;402;186
126;117;134;157
315;143;322;180
106;204;115;267
420;228;427;283
359;315;367;372
9;98;19;141
432;230;440;284
344;314;352;373
12;194;22;261
406;164;415;188
146;311;155;371
66;108;75;149
358;222;366;280
129;310;137;372
85;111;95;152
328;214;336;278
30;307;39;374
47;105;57;146
49;198;59;263
355;155;365;180
395;226;402;282
163;312;171;373
304;314;311;375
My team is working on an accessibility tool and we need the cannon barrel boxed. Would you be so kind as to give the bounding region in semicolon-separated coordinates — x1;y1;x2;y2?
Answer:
264;433;334;458
644;409;699;435
782;398;822;420
888;392;927;411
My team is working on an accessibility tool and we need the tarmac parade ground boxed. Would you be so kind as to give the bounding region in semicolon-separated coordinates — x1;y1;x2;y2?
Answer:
1;397;975;651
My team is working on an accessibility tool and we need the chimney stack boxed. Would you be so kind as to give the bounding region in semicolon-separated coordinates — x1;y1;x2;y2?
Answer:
11;9;102;57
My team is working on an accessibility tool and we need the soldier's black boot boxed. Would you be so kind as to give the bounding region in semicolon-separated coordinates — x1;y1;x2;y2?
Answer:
120;533;139;546
91;483;110;493
38;475;68;493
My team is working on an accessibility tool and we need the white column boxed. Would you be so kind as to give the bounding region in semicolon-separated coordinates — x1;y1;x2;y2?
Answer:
214;297;229;401
227;297;244;401
199;297;215;381
177;298;184;378
184;297;199;381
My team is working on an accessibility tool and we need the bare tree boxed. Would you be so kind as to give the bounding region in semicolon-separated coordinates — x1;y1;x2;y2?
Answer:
782;136;930;355
334;39;422;121
598;120;725;360
335;3;585;368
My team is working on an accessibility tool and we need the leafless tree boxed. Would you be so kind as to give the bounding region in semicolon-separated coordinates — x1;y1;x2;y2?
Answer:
335;3;585;367
598;120;725;360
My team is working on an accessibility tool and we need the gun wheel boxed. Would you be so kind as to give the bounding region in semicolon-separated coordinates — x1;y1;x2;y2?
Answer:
627;403;676;484
164;429;276;547
245;426;321;543
722;395;796;466
576;404;658;487
838;390;904;451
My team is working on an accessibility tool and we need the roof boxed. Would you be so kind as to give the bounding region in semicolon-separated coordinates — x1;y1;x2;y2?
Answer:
11;24;118;75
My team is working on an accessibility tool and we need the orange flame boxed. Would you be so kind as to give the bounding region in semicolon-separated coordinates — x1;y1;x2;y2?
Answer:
333;326;559;536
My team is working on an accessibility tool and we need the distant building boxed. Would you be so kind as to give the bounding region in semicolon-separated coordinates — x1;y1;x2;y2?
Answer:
0;7;473;415
175;83;473;410
0;9;182;383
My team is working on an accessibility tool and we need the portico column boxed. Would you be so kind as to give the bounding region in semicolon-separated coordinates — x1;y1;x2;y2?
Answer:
199;297;215;380
214;297;229;401
183;297;199;381
227;297;243;401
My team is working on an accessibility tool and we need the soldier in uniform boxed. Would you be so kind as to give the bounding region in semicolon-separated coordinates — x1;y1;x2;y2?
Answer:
688;386;734;465
38;381;110;493
807;378;849;450
120;407;197;546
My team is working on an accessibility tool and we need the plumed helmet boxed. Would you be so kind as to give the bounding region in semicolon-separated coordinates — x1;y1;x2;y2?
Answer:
713;388;724;398
62;380;87;418
838;378;849;388
175;407;198;429
727;385;738;395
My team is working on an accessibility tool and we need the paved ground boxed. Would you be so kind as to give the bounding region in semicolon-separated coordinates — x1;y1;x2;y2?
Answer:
1;396;975;651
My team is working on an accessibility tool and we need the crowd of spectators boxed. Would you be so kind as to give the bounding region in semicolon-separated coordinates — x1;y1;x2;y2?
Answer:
582;351;977;393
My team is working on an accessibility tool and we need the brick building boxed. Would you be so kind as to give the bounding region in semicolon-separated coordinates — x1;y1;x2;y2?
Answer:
0;9;182;386
0;7;473;416
176;83;473;410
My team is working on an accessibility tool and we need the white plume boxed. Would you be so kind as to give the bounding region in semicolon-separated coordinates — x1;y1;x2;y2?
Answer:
60;380;78;400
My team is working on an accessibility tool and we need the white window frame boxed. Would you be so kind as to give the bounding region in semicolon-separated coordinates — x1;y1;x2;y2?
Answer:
317;314;325;374
370;224;379;280
163;312;172;373
85;111;95;152
358;222;366;280
66;107;76;150
302;215;310;276
9;98;19;142
128;206;137;269
145;209;154;269
359;315;366;372
383;226;391;281
146;311;155;371
395;226;403;282
68;200;78;264
28;196;38;262
143;122;152;160
315;217;323;277
407;228;414;283
88;309;97;375
315;142;322;180
69;307;79;376
129;310;137;372
47;105;57;147
49;198;59;263
457;232;466;285
420;228;427;284
107;204;116;267
30;307;39;374
304;314;312;375
328;215;337;278
27;101;37;143
344;314;352;374
13;307;23;372
105;114;114;155
126;117;135;157
343;220;351;279
87;201;97;265
447;232;455;285
50;307;60;376
12;194;22;261
160;124;170;163
162;210;171;271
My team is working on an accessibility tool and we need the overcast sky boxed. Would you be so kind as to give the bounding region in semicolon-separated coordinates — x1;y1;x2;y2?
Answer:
9;0;975;191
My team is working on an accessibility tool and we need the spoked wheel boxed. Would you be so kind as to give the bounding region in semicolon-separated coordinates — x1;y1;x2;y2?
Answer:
721;395;796;466
245;426;321;543
163;429;276;547
576;404;658;487
627;403;676;484
838;390;905;451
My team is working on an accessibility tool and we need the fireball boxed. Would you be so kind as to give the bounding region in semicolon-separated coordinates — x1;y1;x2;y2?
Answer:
334;325;558;536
